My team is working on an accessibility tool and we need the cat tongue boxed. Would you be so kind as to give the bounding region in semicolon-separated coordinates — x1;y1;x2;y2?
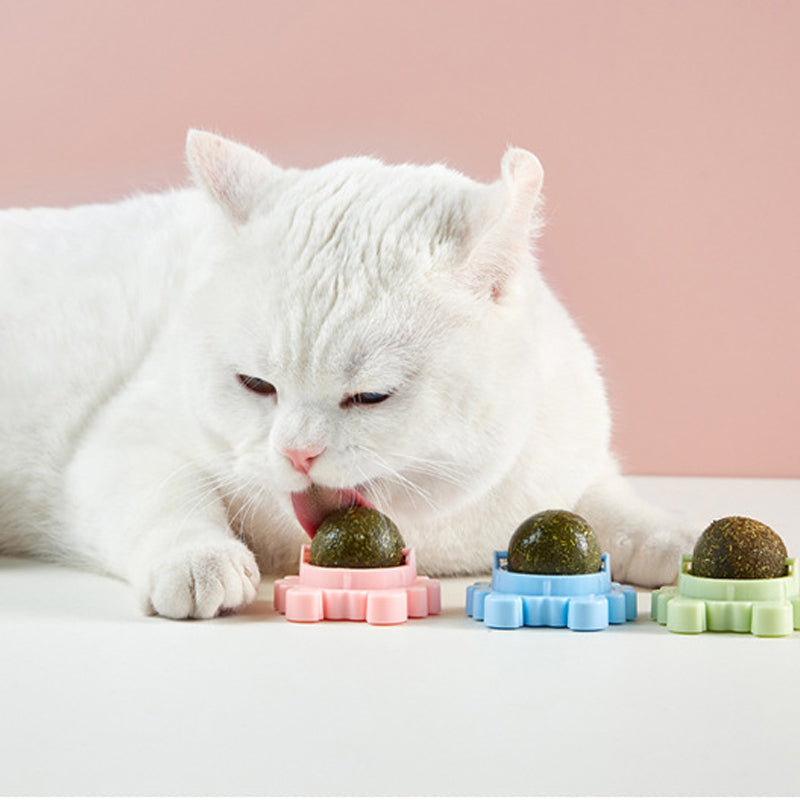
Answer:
291;485;374;538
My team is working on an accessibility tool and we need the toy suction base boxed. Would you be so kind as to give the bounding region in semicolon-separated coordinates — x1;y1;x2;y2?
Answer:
274;546;441;625
651;556;800;637
466;552;637;631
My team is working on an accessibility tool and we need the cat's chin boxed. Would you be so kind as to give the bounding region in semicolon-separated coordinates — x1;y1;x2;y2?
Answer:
290;484;374;538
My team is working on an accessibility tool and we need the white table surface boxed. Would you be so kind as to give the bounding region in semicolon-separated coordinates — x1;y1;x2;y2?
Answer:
1;476;798;796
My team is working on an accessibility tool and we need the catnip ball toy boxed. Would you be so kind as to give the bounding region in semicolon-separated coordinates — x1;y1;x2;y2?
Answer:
690;516;788;579
309;506;406;569
507;509;602;575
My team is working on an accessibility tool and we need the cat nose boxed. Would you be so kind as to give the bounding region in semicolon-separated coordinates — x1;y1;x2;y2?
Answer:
283;446;325;474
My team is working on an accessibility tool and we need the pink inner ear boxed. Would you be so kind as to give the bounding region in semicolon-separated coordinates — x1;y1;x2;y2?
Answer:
210;170;250;225
187;131;272;225
464;177;542;302
465;233;526;302
197;144;249;223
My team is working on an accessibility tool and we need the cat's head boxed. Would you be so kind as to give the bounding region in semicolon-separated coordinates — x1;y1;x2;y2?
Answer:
183;130;545;535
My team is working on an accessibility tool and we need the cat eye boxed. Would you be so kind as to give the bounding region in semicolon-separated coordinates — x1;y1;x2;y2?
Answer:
237;374;277;397
341;391;392;409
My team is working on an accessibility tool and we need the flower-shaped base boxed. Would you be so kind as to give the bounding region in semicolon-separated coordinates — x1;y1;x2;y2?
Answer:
651;556;800;637
274;546;441;625
466;552;637;631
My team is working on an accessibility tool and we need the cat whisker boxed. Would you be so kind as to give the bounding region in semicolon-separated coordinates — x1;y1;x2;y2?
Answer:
145;453;262;541
173;478;231;536
225;478;268;539
383;450;468;487
367;446;469;495
352;446;439;513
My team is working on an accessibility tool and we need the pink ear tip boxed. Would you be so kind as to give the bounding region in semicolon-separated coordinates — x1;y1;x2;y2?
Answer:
502;147;544;193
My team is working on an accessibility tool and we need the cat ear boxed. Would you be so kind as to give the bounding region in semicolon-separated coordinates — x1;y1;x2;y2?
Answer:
464;147;544;301
186;130;277;224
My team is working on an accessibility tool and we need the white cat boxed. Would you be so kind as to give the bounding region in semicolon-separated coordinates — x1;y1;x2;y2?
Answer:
0;130;696;618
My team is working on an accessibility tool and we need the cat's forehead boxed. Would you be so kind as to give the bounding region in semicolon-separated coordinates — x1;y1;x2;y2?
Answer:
236;158;481;388
272;157;478;271
262;286;426;392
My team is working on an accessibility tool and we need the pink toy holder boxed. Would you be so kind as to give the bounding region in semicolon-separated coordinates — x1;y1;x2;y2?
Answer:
274;546;441;625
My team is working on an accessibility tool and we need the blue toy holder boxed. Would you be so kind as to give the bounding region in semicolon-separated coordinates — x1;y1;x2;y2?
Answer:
466;552;637;631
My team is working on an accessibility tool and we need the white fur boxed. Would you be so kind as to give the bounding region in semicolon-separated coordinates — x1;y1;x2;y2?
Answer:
0;131;697;618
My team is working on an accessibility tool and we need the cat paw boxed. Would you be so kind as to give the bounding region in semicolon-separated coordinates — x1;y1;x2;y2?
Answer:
143;540;261;619
609;523;698;588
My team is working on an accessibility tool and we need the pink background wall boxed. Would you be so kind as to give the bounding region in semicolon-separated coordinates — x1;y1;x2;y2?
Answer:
1;0;798;478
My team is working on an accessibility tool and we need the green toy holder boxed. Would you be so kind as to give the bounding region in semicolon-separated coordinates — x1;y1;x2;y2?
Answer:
651;555;800;637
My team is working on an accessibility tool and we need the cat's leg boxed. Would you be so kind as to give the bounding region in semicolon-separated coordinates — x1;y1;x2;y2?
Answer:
574;468;699;587
63;423;260;619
